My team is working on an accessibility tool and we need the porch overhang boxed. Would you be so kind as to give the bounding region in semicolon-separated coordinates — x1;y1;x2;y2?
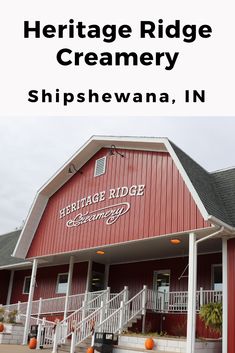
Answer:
30;226;223;267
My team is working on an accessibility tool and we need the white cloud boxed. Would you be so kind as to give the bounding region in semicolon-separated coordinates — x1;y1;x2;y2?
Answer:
0;116;234;234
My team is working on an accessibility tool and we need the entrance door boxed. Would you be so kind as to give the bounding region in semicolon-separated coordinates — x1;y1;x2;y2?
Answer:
153;270;170;311
91;262;106;292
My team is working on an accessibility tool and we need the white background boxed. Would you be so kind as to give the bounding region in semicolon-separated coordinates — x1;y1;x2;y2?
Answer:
0;0;235;116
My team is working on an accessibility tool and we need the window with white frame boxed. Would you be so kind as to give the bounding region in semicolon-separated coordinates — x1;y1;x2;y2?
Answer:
212;264;222;290
23;276;31;294
56;273;69;294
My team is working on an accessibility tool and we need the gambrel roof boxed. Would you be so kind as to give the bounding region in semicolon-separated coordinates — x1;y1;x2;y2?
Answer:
12;136;235;260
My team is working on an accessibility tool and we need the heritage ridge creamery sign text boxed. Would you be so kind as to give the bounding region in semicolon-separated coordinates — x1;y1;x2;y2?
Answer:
59;184;145;227
24;20;212;71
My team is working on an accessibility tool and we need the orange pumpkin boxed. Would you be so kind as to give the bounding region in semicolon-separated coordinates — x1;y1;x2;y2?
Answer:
86;347;94;353
0;323;4;332
29;337;37;349
145;337;155;350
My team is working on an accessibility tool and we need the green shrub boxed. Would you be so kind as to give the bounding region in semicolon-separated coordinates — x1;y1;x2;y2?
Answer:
199;302;222;334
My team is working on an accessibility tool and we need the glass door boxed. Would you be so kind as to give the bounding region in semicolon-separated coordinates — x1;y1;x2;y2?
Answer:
153;270;170;311
91;262;105;292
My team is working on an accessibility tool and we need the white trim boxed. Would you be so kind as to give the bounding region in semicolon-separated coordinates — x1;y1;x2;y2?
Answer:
23;259;38;345
13;193;48;258
0;262;32;270
165;140;209;220
55;272;69;294
186;232;197;353
64;256;74;320
94;156;107;177
6;270;15;305
208;215;235;233
222;238;228;353
22;276;31;294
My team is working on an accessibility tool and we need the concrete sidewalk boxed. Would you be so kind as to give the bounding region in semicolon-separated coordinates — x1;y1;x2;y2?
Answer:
0;345;51;352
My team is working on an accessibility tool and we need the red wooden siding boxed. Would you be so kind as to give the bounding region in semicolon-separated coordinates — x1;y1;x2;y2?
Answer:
108;253;221;297
130;312;220;339
0;270;10;304
10;262;88;303
27;149;208;258
228;238;235;353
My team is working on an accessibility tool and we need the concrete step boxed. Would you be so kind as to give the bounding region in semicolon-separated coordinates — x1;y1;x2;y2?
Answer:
58;338;92;353
123;315;142;329
113;345;173;353
58;346;89;353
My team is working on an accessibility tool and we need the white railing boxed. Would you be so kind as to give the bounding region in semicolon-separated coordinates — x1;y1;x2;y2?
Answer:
197;289;222;309
147;288;222;313
57;289;110;343
68;286;147;353
96;286;146;334
55;287;127;346
105;287;127;317
4;290;105;317
20;314;55;348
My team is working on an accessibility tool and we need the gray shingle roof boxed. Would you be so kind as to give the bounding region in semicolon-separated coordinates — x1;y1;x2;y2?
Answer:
169;141;233;227
212;168;235;227
0;230;26;267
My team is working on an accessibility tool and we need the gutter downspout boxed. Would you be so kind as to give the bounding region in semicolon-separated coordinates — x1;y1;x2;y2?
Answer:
207;215;235;233
196;226;224;245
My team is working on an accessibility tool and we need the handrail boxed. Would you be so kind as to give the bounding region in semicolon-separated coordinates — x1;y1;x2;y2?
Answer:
147;288;223;313
3;290;105;316
58;289;109;342
55;286;132;352
20;314;55;348
97;286;146;335
20;313;54;326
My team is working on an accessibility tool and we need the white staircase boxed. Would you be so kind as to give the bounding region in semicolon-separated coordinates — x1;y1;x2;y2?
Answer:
64;286;147;353
15;286;147;352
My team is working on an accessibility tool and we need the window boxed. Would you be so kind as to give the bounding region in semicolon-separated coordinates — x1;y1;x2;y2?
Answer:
212;264;222;290
23;276;31;294
56;273;68;294
94;157;106;177
153;270;171;292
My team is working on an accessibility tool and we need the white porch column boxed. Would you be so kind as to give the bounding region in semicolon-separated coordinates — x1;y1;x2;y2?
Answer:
23;259;38;345
6;270;15;306
104;264;110;288
186;232;197;353
63;256;74;320
85;260;92;292
222;238;228;353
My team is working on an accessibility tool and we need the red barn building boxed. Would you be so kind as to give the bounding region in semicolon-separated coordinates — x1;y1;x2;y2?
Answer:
1;136;235;353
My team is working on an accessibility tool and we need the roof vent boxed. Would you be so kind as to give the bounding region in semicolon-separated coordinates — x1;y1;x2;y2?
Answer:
94;156;106;177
